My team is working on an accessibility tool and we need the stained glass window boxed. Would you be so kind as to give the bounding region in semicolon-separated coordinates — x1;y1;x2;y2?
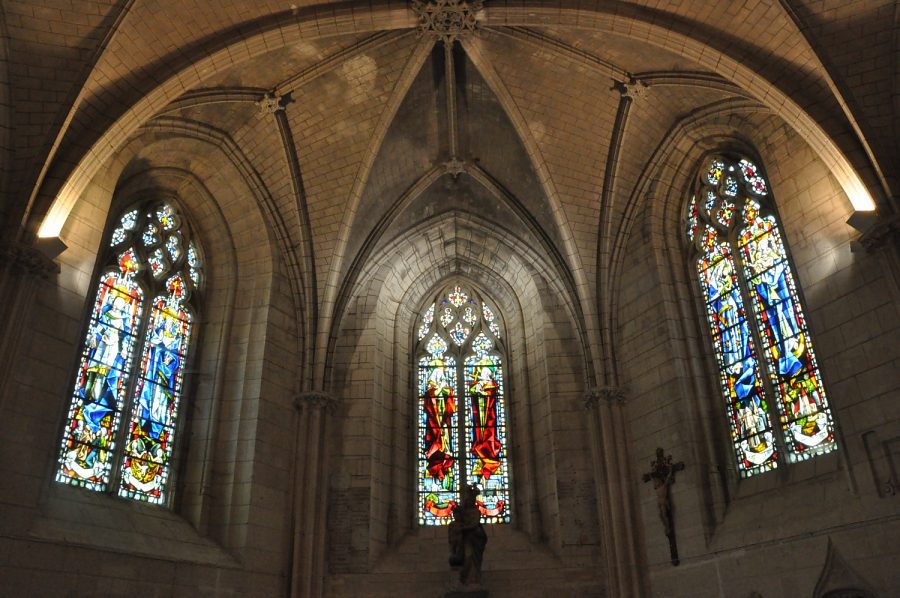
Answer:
416;284;511;525
56;200;204;504
685;155;837;477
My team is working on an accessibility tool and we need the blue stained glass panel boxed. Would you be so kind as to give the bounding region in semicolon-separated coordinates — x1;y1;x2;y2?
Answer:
697;243;777;477
57;268;144;490
118;287;193;504
739;216;837;460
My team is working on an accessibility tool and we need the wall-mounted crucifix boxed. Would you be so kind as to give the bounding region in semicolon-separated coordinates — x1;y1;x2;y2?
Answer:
642;447;685;566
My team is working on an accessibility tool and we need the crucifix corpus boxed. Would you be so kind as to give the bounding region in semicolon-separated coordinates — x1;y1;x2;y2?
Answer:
642;447;685;566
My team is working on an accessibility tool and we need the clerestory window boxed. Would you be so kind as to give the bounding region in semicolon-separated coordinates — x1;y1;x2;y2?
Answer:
685;154;837;477
56;200;203;504
415;283;511;525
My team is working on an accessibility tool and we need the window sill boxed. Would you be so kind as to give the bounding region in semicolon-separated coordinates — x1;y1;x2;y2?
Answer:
30;483;239;568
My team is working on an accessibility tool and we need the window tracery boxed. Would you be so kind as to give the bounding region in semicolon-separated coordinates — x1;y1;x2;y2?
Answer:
56;200;204;504
416;284;511;525
686;155;837;477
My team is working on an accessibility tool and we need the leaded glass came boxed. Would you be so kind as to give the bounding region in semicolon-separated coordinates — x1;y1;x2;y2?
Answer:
416;284;511;525
56;200;204;504
685;155;837;477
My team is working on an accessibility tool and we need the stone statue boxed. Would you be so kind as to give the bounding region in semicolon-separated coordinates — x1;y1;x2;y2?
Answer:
642;447;685;566
448;483;487;587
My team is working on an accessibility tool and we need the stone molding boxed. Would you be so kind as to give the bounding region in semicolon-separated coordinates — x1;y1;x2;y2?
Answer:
294;391;338;413
411;0;483;45
584;386;627;408
1;241;60;279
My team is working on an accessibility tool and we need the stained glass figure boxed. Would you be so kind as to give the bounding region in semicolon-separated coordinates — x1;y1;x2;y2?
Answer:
57;250;144;490
738;209;836;460
450;321;471;345
56;200;204;504
416;285;511;524
686;195;699;243
686;155;836;477
465;353;510;524
441;307;455;328
418;355;459;525
119;275;193;503
697;235;776;476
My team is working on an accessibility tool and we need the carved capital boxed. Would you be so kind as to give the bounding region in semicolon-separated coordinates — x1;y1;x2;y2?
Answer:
584;386;626;408
443;157;466;177
294;391;338;413
411;0;483;45
855;215;900;253
614;77;649;100
257;92;285;117
1;241;61;279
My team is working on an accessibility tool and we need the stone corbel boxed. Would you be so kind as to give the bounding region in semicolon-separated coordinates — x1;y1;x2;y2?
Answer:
294;390;339;414
584;386;627;409
851;213;900;253
1;238;64;279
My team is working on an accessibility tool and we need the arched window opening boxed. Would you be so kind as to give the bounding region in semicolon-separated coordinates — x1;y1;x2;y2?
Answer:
415;284;511;525
56;200;204;504
685;155;837;478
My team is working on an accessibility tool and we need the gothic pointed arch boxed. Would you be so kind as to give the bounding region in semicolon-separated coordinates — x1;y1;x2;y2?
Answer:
415;281;511;525
684;153;837;476
56;198;204;504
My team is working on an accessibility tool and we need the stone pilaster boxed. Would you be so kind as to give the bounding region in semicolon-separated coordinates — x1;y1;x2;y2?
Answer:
290;391;339;598
584;386;643;597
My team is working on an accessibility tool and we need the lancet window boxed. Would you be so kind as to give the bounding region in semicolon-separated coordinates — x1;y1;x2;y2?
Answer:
415;284;511;525
56;200;204;504
685;155;837;477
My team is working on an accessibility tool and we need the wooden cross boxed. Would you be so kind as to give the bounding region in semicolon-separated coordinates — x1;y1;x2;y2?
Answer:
642;447;685;566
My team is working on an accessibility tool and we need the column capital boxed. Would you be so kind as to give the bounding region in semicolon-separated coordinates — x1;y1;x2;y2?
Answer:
294;391;338;413
584;386;627;408
854;213;900;252
1;239;62;279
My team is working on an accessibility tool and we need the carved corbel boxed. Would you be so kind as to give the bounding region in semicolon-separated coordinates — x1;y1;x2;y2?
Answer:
1;239;63;279
584;386;627;409
294;390;339;414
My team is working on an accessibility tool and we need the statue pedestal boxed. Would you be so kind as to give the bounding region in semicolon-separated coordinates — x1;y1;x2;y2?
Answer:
445;589;488;598
445;568;488;598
